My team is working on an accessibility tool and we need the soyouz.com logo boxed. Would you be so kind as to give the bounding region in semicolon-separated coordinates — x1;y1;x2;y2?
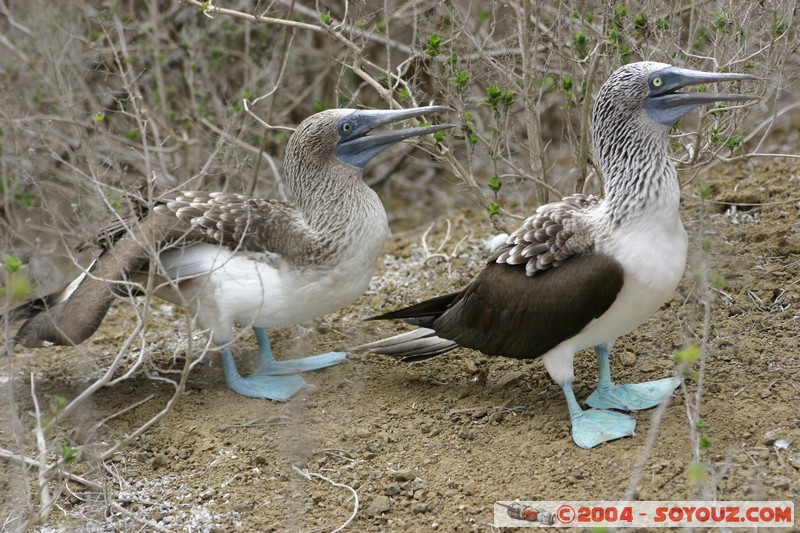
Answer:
493;500;794;528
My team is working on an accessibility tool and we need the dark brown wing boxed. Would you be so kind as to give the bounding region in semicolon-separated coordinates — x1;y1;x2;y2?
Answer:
432;254;624;360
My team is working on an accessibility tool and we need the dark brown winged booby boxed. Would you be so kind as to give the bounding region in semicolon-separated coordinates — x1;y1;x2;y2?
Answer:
356;62;757;448
7;106;451;401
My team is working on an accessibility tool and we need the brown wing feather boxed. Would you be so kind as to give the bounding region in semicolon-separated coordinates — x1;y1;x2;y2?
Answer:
492;194;599;275
433;254;624;359
80;191;323;264
154;191;314;257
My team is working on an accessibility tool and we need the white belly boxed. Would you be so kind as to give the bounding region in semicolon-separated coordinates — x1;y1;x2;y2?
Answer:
542;214;688;384
147;241;382;345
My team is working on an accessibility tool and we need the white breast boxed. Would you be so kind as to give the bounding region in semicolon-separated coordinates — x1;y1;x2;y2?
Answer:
592;214;688;341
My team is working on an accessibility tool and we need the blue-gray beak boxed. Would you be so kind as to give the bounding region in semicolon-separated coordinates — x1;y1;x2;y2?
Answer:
335;106;453;168
644;67;758;126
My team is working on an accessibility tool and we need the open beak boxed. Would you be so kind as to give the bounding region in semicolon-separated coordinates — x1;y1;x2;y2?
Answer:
644;67;759;126
335;106;453;168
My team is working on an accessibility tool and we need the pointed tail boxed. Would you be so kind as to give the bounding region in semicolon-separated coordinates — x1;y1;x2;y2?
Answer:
351;327;459;362
366;292;459;327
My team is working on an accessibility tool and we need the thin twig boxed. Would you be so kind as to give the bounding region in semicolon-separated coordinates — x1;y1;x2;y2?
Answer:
292;465;359;533
0;447;103;492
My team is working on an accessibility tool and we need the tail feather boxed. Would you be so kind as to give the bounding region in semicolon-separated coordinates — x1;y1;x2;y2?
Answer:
351;328;458;362
5;297;49;323
367;292;459;326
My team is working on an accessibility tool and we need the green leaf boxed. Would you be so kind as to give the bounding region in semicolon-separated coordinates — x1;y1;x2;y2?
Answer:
449;69;470;87
60;443;79;465
673;344;701;365
425;33;444;57
725;134;743;152
573;31;588;59
487;202;501;215
688;461;707;484
51;396;68;414
4;255;21;274
446;52;459;69
0;270;32;302
714;11;729;33
771;15;787;36
481;85;514;115
488;175;502;193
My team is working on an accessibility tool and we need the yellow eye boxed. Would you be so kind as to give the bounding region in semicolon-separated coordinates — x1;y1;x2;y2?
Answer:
342;123;352;132
652;76;663;87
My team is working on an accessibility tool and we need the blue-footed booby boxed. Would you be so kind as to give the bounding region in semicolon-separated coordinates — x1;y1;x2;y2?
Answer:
356;62;757;448
8;106;451;401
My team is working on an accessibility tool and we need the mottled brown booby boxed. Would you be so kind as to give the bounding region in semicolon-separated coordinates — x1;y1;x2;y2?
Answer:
8;106;451;401
356;62;757;448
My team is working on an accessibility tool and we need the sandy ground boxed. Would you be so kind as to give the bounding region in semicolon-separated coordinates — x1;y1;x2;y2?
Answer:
1;157;799;531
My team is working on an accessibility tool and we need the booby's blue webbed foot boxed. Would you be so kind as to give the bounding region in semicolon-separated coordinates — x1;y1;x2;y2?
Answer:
562;381;636;449
586;344;681;411
252;327;347;376
221;346;310;401
571;408;637;449
585;376;682;411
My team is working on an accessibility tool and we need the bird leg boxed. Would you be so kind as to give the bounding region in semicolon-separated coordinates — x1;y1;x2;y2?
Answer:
220;345;309;401
251;327;347;375
562;380;636;449
585;344;681;411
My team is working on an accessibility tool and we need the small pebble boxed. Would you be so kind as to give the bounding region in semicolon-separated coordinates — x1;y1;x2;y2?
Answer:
763;429;781;446
788;453;800;470
471;407;488;420
385;483;401;496
464;360;479;375
393;469;414;481
368;495;392;516
458;427;475;440
411;501;429;514
152;454;169;469
770;477;791;490
619;350;637;367
488;411;505;424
